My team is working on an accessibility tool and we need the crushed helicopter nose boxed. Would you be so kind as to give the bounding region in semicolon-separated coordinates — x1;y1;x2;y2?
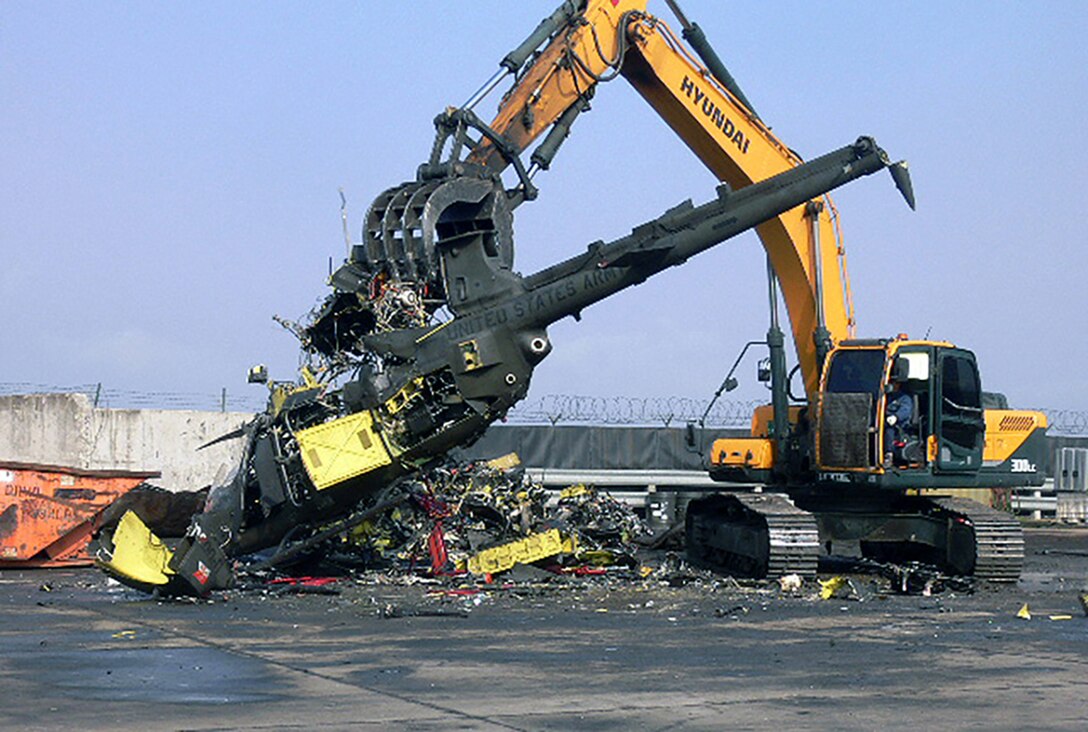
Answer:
95;509;236;597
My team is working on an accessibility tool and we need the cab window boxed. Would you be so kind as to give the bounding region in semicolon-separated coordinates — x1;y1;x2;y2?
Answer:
941;356;981;410
825;350;885;398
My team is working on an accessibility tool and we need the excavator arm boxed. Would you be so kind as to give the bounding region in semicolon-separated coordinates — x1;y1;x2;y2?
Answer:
465;0;877;396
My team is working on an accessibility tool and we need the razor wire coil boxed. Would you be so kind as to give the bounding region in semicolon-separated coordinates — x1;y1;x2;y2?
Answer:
504;394;763;427
1044;409;1088;437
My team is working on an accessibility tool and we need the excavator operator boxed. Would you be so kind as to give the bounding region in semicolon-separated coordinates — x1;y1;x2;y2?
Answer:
884;379;914;466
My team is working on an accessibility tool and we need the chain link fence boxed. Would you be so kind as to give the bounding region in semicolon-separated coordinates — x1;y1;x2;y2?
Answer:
1;382;1085;435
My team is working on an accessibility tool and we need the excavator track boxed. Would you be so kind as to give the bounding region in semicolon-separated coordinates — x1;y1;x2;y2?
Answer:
685;492;819;579
929;496;1024;582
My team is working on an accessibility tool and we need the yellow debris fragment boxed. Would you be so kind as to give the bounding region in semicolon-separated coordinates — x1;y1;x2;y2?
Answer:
819;576;847;600
1016;603;1032;620
1048;615;1073;621
579;550;618;567
485;453;521;471
95;511;175;588
467;529;566;575
294;411;392;490
559;484;591;500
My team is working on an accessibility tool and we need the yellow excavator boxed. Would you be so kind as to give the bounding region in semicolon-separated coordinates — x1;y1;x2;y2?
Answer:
427;0;1047;580
96;0;1044;595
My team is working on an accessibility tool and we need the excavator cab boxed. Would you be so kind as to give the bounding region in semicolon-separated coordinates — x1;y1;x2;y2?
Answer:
815;339;987;485
710;335;1045;493
811;336;1047;492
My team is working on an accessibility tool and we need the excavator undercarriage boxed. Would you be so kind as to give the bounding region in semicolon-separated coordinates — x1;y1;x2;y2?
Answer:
685;493;820;579
686;490;1024;582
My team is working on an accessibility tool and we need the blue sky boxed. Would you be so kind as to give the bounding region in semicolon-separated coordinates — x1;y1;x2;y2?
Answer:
2;1;1086;413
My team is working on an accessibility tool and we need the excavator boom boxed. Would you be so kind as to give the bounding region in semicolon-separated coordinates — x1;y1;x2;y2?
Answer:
467;0;867;395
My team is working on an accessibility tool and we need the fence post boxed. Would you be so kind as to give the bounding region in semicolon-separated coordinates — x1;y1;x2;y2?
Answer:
221;388;227;413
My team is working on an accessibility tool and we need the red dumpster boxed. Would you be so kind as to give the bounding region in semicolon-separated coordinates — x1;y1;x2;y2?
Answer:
0;461;159;568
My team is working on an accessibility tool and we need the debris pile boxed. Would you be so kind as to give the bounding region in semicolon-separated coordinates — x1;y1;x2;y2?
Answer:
227;453;989;609
263;454;651;582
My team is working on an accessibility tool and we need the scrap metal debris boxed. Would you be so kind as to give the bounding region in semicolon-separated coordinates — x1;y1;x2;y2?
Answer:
877;561;974;596
197;454;997;614
821;556;975;597
242;454;650;584
92;454;1007;612
266;577;342;596
778;573;803;593
380;603;470;619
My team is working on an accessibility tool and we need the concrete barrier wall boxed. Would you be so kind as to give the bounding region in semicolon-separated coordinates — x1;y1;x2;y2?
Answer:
0;393;249;492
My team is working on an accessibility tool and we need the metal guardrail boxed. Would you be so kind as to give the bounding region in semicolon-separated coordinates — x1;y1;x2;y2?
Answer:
508;397;1088;435
1012;494;1057;513
529;471;1073;523
1012;479;1057;515
526;468;719;489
